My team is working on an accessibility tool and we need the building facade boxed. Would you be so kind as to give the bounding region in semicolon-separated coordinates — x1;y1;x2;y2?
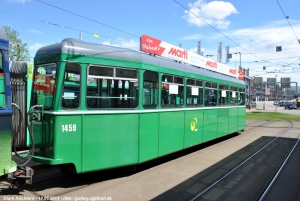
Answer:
250;77;299;101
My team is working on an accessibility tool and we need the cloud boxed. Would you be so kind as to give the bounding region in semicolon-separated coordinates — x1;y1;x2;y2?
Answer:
228;21;300;54
8;0;30;3
181;19;300;81
29;43;45;52
225;21;300;80
29;29;43;35
183;0;238;29
102;38;139;50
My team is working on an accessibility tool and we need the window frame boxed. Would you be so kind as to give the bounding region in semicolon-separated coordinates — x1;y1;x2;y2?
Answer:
229;86;238;105
143;70;158;109
32;63;57;110
61;62;81;110
161;74;184;108
204;81;218;107
219;84;229;106
186;78;203;107
86;65;138;109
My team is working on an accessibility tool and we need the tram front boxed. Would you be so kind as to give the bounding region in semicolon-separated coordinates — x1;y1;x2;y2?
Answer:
29;63;59;165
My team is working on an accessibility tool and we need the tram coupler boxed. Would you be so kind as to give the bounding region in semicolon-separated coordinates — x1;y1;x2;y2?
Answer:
7;167;34;186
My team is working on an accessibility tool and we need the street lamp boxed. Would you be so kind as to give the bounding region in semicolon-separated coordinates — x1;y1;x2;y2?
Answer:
233;52;241;68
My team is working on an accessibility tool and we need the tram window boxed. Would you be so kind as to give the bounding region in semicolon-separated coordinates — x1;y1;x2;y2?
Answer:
62;63;81;109
161;84;184;108
230;86;238;105
86;66;138;109
196;80;202;86
116;68;137;79
186;79;194;85
205;82;211;88
186;78;203;107
162;74;173;83
0;51;5;108
204;82;217;106
89;66;113;77
161;74;183;108
143;70;158;108
239;88;246;105
174;76;183;84
32;63;57;109
219;84;228;106
239;92;246;105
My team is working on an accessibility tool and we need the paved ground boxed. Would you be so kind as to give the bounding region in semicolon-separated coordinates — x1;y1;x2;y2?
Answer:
1;120;299;201
1;104;299;201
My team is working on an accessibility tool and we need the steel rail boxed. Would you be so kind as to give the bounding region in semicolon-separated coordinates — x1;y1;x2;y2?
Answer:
257;136;300;201
244;121;276;132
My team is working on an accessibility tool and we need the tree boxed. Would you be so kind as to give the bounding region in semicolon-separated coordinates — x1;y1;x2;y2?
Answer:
2;25;30;61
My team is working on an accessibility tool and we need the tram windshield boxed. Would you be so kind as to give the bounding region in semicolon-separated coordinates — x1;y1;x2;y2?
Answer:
31;63;57;109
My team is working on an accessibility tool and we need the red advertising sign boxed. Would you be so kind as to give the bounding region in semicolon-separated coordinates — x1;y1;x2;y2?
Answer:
140;35;165;56
140;34;240;79
238;69;244;80
33;75;55;94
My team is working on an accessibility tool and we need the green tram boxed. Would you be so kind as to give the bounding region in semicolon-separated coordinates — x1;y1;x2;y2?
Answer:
30;38;246;174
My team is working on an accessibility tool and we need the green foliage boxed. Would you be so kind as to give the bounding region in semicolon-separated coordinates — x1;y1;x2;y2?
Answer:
246;112;300;122
2;25;30;61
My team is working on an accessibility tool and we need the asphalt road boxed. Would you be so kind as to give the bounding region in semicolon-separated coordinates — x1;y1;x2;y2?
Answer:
249;101;300;115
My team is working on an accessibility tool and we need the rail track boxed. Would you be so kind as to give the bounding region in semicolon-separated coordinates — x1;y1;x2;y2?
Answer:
189;120;300;201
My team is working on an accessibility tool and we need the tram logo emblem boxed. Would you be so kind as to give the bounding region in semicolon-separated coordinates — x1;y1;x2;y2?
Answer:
190;118;198;132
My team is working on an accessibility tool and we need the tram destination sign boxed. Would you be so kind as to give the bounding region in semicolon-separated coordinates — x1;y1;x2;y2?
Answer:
140;34;244;80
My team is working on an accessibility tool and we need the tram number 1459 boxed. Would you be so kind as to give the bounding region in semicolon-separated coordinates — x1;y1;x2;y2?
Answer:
62;124;77;132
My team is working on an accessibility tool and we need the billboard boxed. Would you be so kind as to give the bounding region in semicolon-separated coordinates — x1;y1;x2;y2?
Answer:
140;34;243;79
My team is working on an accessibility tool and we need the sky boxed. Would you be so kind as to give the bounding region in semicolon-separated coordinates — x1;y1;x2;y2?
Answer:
1;0;300;83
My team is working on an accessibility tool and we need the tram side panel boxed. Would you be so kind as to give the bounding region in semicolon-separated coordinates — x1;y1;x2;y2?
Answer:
32;115;80;168
158;111;185;157
217;108;229;137
228;108;239;134
54;115;81;169
203;109;218;143
139;113;159;163
237;107;246;130
184;110;204;148
32;115;53;159
82;113;139;173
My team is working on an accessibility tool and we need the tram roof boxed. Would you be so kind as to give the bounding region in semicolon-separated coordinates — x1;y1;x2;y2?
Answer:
36;38;245;85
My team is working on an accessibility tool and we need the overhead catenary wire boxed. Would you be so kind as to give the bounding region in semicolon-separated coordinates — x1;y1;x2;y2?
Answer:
173;0;281;66
173;0;300;76
36;0;139;39
275;0;300;46
0;10;139;46
2;2;298;76
37;0;295;69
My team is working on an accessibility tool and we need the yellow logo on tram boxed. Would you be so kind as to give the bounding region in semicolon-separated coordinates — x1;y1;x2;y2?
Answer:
190;118;198;132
